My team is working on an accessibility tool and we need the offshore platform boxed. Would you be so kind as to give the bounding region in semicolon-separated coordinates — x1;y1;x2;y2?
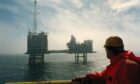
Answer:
26;0;48;64
67;35;93;63
26;0;95;65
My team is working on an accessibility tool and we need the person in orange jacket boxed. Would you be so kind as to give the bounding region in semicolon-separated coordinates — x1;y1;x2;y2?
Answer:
72;36;140;84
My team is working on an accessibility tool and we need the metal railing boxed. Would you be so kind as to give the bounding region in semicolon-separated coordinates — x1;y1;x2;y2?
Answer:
5;80;71;84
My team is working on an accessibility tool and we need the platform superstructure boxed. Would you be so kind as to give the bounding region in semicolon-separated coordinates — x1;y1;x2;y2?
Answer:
67;35;94;63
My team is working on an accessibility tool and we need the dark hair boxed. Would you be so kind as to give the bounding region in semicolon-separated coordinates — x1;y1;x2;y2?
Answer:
105;46;124;55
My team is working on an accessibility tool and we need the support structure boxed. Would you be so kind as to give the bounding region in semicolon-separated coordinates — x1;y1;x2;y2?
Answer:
75;52;88;64
29;54;44;64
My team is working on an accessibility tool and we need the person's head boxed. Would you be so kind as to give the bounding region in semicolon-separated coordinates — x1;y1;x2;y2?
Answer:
104;36;124;59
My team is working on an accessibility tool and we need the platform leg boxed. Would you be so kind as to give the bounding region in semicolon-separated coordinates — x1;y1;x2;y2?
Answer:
29;54;44;65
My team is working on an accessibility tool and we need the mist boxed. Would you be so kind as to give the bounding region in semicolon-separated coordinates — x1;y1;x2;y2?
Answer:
0;0;140;54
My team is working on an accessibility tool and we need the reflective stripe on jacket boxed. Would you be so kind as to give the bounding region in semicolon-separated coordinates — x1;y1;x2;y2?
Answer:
86;50;140;84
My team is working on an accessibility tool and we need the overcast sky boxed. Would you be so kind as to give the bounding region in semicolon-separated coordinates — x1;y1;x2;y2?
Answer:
0;0;140;54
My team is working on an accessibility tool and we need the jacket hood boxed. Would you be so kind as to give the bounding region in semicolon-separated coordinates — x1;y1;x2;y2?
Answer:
124;50;140;63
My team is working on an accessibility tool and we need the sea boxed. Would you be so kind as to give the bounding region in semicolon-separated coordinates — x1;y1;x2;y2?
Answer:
0;52;139;84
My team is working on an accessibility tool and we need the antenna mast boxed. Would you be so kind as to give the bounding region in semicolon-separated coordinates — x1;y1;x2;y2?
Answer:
33;0;38;33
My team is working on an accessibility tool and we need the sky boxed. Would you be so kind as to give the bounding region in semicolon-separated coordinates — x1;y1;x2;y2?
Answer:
0;0;140;54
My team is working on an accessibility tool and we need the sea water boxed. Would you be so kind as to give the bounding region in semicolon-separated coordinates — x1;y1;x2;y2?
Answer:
0;53;111;83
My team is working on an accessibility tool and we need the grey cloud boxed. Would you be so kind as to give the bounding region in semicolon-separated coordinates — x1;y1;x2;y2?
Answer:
1;0;140;54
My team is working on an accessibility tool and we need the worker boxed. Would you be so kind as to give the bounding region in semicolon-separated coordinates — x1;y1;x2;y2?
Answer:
72;36;140;84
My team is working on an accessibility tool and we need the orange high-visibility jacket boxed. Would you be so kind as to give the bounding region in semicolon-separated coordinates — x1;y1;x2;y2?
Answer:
86;51;140;84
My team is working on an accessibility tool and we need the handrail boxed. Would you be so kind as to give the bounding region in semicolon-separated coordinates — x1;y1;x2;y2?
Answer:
5;80;72;84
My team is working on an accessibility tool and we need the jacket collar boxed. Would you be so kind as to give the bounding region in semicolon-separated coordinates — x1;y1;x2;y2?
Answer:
110;50;137;64
110;53;122;64
109;51;131;64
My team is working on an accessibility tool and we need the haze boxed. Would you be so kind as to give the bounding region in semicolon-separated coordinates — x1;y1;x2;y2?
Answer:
0;0;140;54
